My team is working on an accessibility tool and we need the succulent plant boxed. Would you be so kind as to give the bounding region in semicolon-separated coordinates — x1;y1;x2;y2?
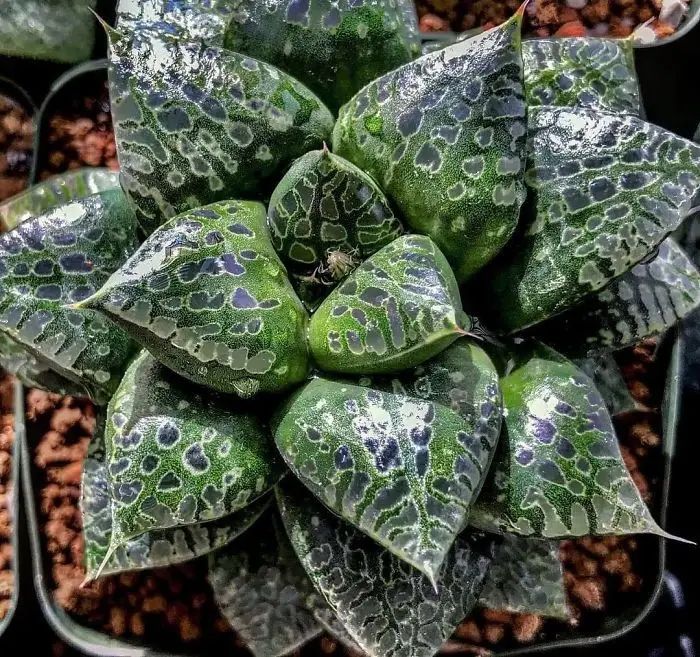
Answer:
1;3;699;657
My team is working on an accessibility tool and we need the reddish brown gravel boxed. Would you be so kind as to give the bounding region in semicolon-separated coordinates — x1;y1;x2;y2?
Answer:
0;94;33;203
0;375;16;622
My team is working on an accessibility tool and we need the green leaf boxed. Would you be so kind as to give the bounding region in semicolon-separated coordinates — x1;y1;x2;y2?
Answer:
536;238;700;356
223;0;421;112
82;424;269;580
478;535;568;619
79;200;310;397
332;12;527;283
572;353;637;416
273;348;498;584
474;107;700;333
0;168;119;232
267;147;404;309
470;343;672;539
0;0;96;63
523;38;640;116
99;350;284;571
308;234;469;374
108;29;334;235
208;513;323;657
305;594;363;652
0;190;140;404
276;480;494;657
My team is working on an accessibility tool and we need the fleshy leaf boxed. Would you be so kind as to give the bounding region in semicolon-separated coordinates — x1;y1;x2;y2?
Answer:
273;363;495;584
0;0;96;63
100;350;284;566
471;343;671;539
208;513;322;657
0;168;119;232
267;147;404;309
0;190;140;404
333;12;527;283
523;38;641;116
308;234;470;374
572;353;637;416
82;424;269;580
478;535;569;619
474;107;700;333
80;200;309;397
108;29;334;235
536;238;700;356
276;480;494;657
305;594;363;652
224;0;421;112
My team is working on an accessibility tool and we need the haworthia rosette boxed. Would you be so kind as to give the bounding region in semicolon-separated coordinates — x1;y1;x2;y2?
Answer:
333;11;527;283
99;350;283;573
80;200;310;398
478;535;569;619
208;514;323;657
0;168;119;232
537;238;700;356
82;425;269;580
476;107;700;333
276;480;494;657
523;37;641;116
0;190;140;405
273;358;497;584
108;28;334;235
267;147;404;309
308;234;470;374
471;344;676;539
224;0;421;112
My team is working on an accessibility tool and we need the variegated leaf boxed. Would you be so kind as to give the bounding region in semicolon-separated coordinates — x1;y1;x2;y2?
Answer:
471;343;671;539
333;11;527;283
208;513;323;657
223;0;421;112
80;201;310;397
572;353;637;416
108;28;334;235
0;168;119;232
273;349;497;584
267;147;404;310
475;107;700;333
537;238;700;356
99;350;283;573
0;190;139;404
478;534;568;619
523;38;640;116
308;234;470;374
82;424;269;580
276;480;494;657
306;595;363;652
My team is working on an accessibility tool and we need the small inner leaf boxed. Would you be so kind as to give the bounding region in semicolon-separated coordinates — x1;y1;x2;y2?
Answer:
276;480;494;657
268;148;404;309
79;200;310;397
333;11;527;283
308;234;469;374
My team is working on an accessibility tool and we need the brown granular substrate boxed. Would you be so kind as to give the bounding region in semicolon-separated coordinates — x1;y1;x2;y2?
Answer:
0;94;33;203
0;375;16;622
30;339;667;655
416;0;688;38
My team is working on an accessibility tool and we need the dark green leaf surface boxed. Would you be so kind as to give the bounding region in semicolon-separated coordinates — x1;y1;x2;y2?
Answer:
538;238;700;355
0;190;140;404
273;363;495;583
81;201;310;397
208;514;323;657
333;12;527;283
471;344;669;538
478;535;568;619
0;168;119;232
523;38;640;116
476;107;700;333
572;353;637;416
108;28;334;234
277;481;494;657
224;0;421;112
100;350;283;566
268;147;404;309
308;234;469;374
